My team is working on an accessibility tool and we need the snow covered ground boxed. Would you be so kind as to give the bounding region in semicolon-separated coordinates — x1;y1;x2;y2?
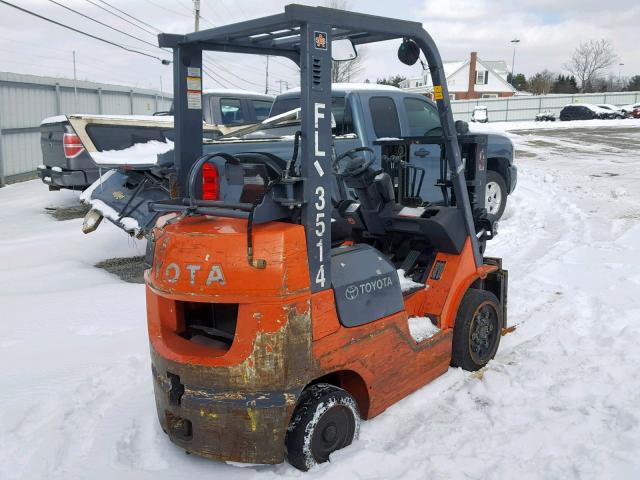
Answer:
1;119;640;479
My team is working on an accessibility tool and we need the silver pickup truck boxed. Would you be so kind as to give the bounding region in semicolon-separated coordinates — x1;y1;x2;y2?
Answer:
37;90;273;190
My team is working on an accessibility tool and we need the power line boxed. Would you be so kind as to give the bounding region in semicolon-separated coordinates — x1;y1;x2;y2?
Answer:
202;65;232;89
84;0;159;37
47;0;161;50
0;0;168;63
141;0;192;19
204;53;265;89
94;0;162;33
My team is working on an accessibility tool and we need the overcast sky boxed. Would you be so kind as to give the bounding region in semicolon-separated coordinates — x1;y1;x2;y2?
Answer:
0;0;637;94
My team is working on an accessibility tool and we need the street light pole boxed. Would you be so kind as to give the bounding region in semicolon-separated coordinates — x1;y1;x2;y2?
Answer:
619;63;624;89
510;38;520;82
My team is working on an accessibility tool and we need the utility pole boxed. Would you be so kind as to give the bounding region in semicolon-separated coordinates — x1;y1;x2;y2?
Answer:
618;63;624;89
276;79;289;93
72;50;78;110
510;38;520;83
193;0;201;32
265;55;269;94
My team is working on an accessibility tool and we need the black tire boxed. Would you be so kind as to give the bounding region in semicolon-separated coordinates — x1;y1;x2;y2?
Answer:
451;289;502;371
285;383;360;471
485;170;507;220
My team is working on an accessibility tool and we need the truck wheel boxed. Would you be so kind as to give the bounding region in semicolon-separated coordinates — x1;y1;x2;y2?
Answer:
451;289;502;371
285;383;360;471
485;170;507;220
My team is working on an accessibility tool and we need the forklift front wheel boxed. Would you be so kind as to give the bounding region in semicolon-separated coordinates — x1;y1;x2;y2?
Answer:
451;289;502;371
285;383;360;471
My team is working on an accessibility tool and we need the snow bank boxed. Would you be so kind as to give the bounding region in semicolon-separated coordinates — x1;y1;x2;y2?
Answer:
470;117;640;133
3;121;640;479
91;139;174;166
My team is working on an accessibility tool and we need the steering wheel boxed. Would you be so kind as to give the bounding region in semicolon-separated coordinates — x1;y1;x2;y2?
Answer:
334;146;376;177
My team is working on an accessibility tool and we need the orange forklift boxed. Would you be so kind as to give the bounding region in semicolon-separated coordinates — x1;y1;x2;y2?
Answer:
144;4;507;471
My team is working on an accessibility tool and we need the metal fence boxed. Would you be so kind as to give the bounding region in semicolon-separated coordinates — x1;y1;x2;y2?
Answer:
0;71;173;186
451;91;640;123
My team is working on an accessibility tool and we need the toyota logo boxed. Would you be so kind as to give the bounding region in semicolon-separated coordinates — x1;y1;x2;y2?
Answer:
345;285;359;300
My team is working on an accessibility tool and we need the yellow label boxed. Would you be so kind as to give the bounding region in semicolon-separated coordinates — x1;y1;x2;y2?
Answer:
433;85;444;101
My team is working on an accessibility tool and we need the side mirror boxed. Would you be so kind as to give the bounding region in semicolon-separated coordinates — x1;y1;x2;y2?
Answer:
332;38;357;62
398;38;420;66
455;120;469;135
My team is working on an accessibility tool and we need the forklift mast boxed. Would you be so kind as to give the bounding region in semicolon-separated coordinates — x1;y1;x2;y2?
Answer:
158;4;481;294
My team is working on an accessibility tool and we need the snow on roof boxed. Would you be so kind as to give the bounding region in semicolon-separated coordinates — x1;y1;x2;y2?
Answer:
563;103;612;113
483;60;509;75
279;82;400;96
418;61;466;88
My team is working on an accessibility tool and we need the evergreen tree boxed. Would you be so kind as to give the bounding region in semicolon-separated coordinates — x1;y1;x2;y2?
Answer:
625;75;640;91
377;75;407;88
508;73;528;91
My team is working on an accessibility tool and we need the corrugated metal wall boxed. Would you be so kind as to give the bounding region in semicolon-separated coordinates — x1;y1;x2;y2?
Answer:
451;91;640;122
0;72;172;185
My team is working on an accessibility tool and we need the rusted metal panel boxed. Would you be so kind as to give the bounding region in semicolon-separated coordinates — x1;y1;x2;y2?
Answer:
149;297;315;464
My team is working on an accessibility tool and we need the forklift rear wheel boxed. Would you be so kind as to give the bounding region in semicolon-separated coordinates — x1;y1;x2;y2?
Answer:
451;289;502;371
285;383;360;471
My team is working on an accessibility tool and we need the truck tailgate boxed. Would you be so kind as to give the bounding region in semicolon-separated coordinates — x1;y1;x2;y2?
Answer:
40;120;70;169
67;115;249;166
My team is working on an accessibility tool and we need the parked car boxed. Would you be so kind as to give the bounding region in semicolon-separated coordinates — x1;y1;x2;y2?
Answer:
596;104;627;119
632;107;640;119
38;90;273;191
471;105;488;123
72;84;517;234
620;102;640;115
535;111;556;122
559;104;616;121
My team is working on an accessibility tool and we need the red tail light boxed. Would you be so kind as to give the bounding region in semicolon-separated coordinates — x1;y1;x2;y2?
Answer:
202;162;219;200
63;133;84;158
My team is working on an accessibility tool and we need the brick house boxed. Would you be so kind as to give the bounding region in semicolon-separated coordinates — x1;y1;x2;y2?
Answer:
400;51;517;100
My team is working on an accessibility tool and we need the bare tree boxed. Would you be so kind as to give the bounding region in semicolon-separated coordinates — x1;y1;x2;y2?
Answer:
528;70;555;95
327;0;366;82
564;39;618;92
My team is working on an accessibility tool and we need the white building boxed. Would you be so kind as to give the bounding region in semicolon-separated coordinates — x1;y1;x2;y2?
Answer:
400;52;518;100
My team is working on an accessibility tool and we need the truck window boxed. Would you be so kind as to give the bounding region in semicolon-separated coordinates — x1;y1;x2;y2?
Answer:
331;98;355;136
251;100;273;121
369;96;400;138
268;96;355;136
220;98;245;125
403;98;441;136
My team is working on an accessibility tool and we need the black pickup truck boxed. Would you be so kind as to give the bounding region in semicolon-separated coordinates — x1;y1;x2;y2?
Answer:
37;90;273;191
75;83;516;236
